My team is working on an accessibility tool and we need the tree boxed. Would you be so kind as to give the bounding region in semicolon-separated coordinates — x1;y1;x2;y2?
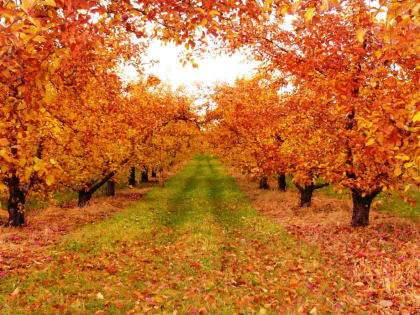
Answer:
0;0;263;225
230;0;419;225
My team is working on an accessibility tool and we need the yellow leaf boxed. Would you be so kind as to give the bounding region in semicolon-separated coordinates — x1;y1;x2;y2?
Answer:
0;149;11;162
52;57;60;70
263;0;275;11
356;29;366;43
195;7;206;15
320;0;329;11
17;102;26;110
304;8;316;22
19;159;26;167
21;0;36;11
0;183;7;192
404;162;414;169
200;18;207;26
46;174;54;186
41;0;56;6
394;167;402;177
366;138;375;146
20;32;31;41
413;111;420;122
396;154;410;161
209;10;220;16
33;35;46;42
280;6;288;16
26;25;40;35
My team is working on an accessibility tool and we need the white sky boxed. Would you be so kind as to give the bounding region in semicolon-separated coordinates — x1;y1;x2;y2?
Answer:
121;40;259;90
120;3;385;90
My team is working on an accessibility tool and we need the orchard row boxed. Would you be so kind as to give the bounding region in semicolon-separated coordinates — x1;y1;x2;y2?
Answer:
1;1;418;227
205;0;419;226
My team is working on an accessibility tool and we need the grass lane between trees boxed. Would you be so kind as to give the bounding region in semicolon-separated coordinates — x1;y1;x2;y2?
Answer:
0;155;362;314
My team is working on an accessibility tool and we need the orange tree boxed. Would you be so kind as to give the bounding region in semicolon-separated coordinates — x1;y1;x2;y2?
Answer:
0;0;264;226
127;83;202;187
206;74;287;189
0;1;117;225
278;88;345;207
0;0;141;224
52;78;202;207
224;0;419;225
207;74;343;207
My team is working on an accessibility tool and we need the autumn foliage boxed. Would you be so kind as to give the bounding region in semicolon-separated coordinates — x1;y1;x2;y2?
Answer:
0;0;227;225
0;2;419;225
0;1;419;314
206;0;419;226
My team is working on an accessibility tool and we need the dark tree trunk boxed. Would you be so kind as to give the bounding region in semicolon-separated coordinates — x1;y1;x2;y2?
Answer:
297;185;314;207
277;173;286;192
6;175;25;227
78;171;116;207
351;189;380;227
106;181;115;196
78;190;92;207
259;176;269;190
5;140;43;226
141;170;149;183
129;167;136;186
296;183;329;208
151;170;156;178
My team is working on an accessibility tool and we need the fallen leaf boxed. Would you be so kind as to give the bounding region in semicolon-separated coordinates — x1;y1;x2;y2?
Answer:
379;300;393;308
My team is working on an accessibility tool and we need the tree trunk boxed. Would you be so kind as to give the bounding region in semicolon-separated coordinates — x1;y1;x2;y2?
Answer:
106;181;115;196
297;185;313;207
259;176;269;190
277;173;286;192
129;167;136;186
78;190;92;207
6;175;25;227
151;169;156;178
296;183;329;208
351;189;380;227
141;170;149;183
78;171;117;207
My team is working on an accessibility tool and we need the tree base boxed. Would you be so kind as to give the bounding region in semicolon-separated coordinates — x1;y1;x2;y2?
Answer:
259;177;269;190
278;174;286;192
351;189;380;227
106;181;115;196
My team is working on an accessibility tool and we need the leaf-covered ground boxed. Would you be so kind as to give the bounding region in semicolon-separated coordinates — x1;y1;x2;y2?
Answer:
0;156;357;314
0;186;152;280
233;174;420;315
0;156;418;314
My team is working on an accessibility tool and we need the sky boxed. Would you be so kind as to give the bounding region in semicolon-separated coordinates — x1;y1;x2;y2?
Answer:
120;40;259;91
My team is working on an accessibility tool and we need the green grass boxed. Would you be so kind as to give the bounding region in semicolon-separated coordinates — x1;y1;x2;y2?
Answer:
0;156;351;314
375;189;420;221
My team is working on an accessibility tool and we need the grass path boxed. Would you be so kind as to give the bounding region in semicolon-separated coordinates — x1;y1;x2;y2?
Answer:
1;156;354;314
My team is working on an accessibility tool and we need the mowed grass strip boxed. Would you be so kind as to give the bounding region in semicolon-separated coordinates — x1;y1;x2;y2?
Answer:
0;156;353;314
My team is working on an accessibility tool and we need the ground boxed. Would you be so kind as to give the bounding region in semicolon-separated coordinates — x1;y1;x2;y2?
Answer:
0;156;418;314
